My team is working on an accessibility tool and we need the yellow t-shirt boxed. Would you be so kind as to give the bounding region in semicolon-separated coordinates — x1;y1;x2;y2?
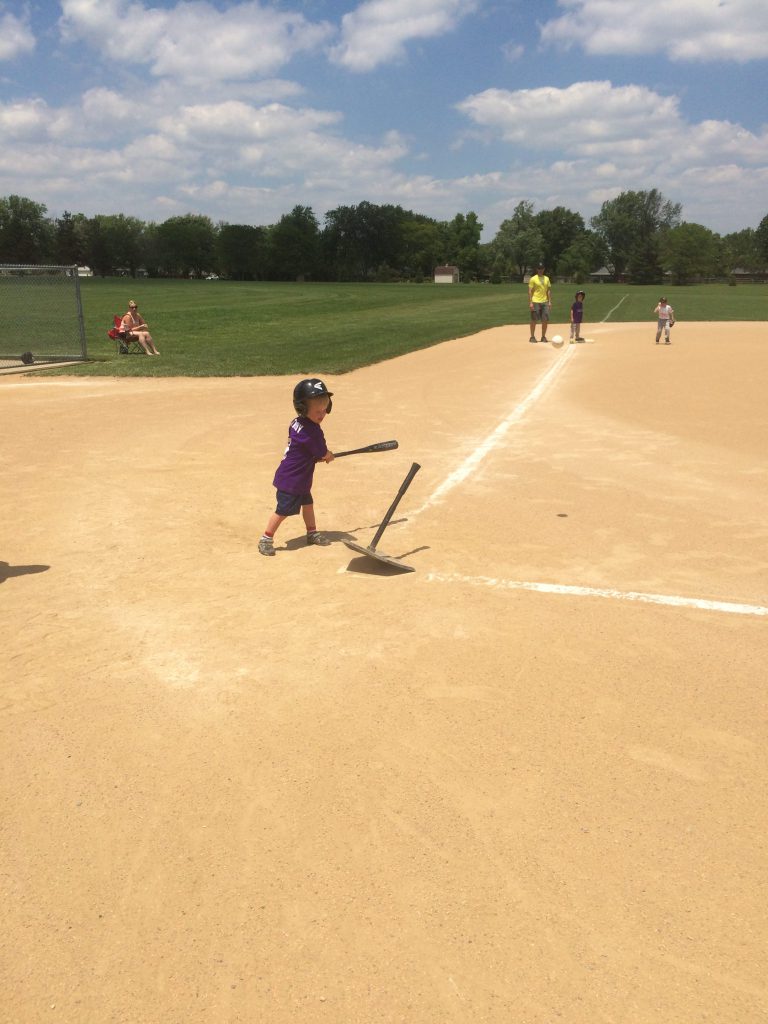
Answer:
528;274;551;303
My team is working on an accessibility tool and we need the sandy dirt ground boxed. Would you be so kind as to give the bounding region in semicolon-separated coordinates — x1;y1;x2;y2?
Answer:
2;321;767;1024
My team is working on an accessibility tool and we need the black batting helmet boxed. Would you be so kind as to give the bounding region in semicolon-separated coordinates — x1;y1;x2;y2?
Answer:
293;377;333;415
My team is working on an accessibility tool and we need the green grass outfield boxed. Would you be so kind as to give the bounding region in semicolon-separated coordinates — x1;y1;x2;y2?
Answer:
48;279;768;377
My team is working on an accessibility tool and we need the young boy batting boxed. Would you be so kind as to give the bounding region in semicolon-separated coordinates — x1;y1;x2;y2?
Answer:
259;378;335;556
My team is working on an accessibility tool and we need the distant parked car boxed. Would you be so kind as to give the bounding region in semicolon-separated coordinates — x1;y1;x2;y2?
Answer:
205;273;219;280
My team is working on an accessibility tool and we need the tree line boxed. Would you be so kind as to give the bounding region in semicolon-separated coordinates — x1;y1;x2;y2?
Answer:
1;191;767;284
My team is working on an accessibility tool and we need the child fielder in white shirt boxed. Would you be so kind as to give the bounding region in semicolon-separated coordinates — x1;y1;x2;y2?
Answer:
654;298;675;344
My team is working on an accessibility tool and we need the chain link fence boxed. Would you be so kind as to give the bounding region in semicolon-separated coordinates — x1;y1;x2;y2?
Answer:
0;265;88;370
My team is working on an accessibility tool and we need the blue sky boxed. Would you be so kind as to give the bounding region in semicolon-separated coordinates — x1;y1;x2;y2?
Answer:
1;0;766;240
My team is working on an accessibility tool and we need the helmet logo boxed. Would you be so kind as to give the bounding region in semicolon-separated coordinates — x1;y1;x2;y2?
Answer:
292;377;333;415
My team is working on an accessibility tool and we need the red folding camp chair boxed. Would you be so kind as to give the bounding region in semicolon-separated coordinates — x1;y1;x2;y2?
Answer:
107;314;143;355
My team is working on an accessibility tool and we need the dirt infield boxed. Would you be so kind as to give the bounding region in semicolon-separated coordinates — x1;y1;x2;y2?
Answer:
2;322;766;1023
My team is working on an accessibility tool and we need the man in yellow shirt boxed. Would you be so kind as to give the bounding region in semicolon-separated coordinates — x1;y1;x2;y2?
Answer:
528;262;552;342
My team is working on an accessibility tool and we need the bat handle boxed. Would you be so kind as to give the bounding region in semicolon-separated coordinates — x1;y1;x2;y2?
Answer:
369;462;420;551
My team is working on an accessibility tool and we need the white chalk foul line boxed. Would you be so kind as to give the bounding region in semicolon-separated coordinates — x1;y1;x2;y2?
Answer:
411;344;576;516
602;292;630;319
425;572;768;618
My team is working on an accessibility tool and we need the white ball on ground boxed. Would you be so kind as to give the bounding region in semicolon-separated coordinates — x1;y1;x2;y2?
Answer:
551;334;564;347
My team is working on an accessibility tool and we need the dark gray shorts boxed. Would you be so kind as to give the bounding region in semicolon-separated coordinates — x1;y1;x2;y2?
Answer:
275;490;313;516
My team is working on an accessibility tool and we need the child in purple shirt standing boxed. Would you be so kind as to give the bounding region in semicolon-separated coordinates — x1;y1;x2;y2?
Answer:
569;290;586;343
258;378;335;556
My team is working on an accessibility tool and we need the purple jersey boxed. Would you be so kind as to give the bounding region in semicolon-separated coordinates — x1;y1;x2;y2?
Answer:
571;300;583;323
273;416;327;494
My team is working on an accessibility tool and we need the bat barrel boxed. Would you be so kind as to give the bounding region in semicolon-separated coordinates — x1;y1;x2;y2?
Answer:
334;440;398;458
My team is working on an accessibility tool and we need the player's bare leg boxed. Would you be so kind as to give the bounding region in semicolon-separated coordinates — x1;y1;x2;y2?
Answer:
302;504;331;546
529;314;538;343
259;512;285;555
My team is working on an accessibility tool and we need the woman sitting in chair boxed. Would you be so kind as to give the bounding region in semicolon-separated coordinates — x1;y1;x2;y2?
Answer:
121;300;160;356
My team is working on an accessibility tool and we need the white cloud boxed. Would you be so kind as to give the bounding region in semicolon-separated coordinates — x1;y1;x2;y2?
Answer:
0;90;151;146
542;0;768;62
330;0;478;72
59;0;333;82
454;79;768;233
0;99;49;138
0;8;35;61
79;88;141;137
0;83;416;225
456;80;768;168
155;100;410;188
457;81;683;153
501;41;524;62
